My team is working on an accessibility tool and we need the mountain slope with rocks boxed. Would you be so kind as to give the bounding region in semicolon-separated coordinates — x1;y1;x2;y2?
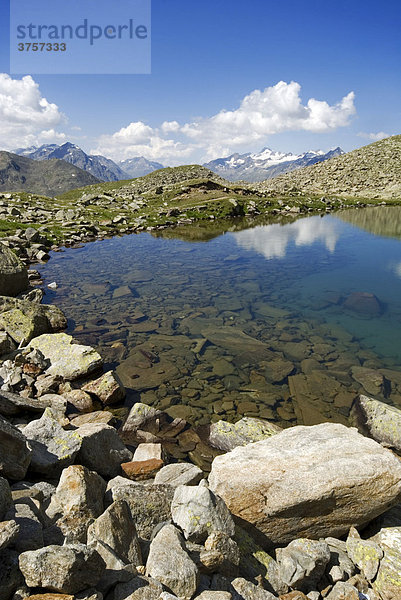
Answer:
204;147;344;182
256;135;401;199
15;143;130;182
0;151;100;196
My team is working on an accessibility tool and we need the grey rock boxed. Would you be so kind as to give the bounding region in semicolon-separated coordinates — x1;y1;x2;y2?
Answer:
82;370;125;405
325;537;356;584
230;577;277;600
0;331;16;356
106;476;174;539
372;526;401;599
75;423;132;478
276;538;330;591
200;531;240;577
87;499;142;565
171;484;235;543
351;394;401;454
0;416;31;480
326;581;360;599
119;402;164;445
50;464;106;519
195;593;232;600
90;539;137;593
209;423;401;544
146;524;199;600
6;502;43;551
114;575;163;600
19;543;105;594
0;388;64;417
346;527;383;581
29;333;103;380
207;418;282;452
154;463;203;487
0;243;28;297
23;408;82;476
0;520;19;550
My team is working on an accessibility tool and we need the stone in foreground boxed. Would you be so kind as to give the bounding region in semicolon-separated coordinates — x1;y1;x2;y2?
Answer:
146;524;199;600
0;415;31;480
171;484;235;543
351;394;401;453
209;423;401;544
29;333;103;380
0;243;28;297
19;544;105;594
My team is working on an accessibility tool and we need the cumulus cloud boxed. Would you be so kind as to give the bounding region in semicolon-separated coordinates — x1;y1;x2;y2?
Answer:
0;73;66;149
91;120;195;165
182;82;355;159
233;216;339;260
93;81;356;163
357;131;391;141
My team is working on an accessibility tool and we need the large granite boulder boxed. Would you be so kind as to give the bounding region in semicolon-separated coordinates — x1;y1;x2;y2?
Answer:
29;333;103;380
351;395;401;453
0;243;28;297
208;423;401;545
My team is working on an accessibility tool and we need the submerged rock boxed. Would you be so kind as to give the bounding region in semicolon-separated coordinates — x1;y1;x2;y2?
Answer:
208;423;401;544
343;291;382;316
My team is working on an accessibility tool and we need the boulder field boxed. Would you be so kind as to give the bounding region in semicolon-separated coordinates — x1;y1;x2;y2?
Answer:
2;255;401;598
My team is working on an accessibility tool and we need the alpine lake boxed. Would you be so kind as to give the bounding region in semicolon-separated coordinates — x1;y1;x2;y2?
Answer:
38;206;401;429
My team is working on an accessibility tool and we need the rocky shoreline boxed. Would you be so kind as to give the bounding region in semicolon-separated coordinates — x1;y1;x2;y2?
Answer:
2;221;401;599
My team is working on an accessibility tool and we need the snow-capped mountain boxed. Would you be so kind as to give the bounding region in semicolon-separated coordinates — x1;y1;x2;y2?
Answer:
118;157;165;178
204;147;344;182
15;143;130;182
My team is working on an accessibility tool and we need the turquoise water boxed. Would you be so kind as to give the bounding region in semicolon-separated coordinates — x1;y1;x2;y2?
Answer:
38;207;401;427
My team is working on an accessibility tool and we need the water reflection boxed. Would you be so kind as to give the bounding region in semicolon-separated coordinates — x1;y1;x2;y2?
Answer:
38;207;401;429
233;216;339;259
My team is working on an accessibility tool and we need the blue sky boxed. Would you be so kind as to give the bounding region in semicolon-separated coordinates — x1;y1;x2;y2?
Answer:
0;0;400;164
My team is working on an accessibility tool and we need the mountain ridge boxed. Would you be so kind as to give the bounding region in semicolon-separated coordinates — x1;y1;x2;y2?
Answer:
204;147;344;182
256;135;401;199
0;151;100;196
15;142;130;182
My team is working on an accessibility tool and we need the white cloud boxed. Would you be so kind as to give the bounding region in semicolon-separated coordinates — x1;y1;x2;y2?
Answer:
91;120;195;165
92;81;356;163
0;73;66;150
161;120;180;134
181;81;355;159
357;131;391;141
233;216;339;260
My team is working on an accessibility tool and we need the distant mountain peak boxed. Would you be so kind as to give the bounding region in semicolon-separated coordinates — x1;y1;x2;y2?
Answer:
204;146;344;182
